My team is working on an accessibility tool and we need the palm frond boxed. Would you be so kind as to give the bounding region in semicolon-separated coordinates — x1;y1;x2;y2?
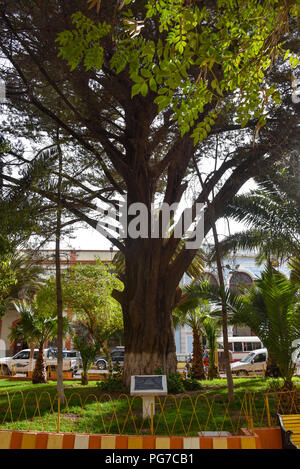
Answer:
214;175;300;262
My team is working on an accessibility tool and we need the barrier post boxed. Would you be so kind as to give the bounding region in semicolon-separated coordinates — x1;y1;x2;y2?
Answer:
249;394;254;430
265;394;271;427
150;402;154;436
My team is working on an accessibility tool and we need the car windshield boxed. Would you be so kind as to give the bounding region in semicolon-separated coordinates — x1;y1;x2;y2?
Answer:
240;352;255;363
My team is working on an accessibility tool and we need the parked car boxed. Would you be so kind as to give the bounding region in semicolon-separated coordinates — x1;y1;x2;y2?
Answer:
48;348;82;370
231;341;300;377
0;348;79;376
95;346;124;370
230;348;267;376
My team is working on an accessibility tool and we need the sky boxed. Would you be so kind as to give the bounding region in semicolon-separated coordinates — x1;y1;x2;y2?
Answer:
60;178;256;251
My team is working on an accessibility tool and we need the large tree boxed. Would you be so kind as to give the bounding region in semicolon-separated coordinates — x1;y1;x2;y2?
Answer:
0;0;299;384
41;260;123;384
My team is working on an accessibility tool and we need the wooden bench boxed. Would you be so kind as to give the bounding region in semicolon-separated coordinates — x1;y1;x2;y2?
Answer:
278;414;300;449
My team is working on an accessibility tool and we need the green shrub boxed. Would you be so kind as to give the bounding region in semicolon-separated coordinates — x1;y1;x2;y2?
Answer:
167;373;185;394
265;378;282;393
183;378;203;391
96;377;128;393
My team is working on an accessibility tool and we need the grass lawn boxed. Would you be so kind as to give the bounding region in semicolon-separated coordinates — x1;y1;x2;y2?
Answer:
0;377;299;436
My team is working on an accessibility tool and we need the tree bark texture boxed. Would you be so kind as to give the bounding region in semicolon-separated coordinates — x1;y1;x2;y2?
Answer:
121;242;178;387
191;328;206;380
32;346;47;384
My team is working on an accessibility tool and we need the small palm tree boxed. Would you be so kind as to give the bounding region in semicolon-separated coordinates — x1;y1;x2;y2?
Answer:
73;322;101;386
203;317;221;380
173;285;210;380
289;257;300;284
0;251;44;315
235;264;300;389
9;300;70;384
202;264;300;389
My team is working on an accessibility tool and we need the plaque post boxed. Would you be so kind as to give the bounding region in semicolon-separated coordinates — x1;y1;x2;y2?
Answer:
142;395;155;419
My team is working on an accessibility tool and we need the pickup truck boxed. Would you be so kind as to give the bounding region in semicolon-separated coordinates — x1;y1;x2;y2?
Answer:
0;348;79;376
95;346;124;370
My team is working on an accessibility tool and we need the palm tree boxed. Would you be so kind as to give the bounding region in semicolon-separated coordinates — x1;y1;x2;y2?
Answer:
215;168;300;264
203;317;221;380
9;300;71;384
198;264;300;390
289;257;300;284
173;285;211;380
0;251;44;315
73;323;100;386
232;264;300;389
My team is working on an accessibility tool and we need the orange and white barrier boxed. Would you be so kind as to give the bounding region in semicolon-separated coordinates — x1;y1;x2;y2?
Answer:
0;428;282;449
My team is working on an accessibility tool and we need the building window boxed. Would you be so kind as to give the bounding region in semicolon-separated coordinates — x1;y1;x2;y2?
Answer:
233;342;243;352
229;272;253;294
187;336;193;354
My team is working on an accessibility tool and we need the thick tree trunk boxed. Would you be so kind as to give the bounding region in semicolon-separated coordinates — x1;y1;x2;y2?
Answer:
122;302;177;387
265;355;281;378
121;246;178;387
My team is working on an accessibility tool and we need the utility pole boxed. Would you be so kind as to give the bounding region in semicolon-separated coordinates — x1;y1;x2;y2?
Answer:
55;129;64;404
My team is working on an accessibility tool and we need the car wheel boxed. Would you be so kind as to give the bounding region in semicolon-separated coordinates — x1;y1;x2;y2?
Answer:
1;365;10;376
97;361;106;370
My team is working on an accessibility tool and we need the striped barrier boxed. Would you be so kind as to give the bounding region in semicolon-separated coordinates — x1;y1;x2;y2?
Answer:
0;428;282;449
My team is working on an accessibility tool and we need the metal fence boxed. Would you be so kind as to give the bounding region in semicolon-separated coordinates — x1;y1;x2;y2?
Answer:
0;389;299;436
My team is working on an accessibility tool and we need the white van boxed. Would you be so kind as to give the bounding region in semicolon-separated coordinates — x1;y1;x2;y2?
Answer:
217;336;263;362
0;348;78;376
230;348;267;376
231;342;300;377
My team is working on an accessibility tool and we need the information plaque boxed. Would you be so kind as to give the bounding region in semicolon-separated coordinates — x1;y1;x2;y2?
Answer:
130;375;167;396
